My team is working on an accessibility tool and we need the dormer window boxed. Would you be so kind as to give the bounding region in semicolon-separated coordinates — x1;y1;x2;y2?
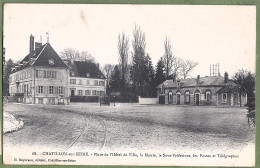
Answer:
86;73;90;78
48;59;54;65
177;81;180;87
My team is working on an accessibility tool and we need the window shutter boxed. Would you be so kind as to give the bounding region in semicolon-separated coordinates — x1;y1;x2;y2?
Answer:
36;86;39;94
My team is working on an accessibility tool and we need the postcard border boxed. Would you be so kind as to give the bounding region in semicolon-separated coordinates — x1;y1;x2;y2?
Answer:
0;0;258;168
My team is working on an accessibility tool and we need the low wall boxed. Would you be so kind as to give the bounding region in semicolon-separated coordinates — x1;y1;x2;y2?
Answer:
138;96;158;105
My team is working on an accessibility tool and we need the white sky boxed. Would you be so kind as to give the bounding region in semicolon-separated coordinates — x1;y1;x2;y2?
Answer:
3;4;256;77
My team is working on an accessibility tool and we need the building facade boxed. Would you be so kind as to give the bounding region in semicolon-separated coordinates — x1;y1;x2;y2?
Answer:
65;60;106;97
9;35;70;104
157;75;247;106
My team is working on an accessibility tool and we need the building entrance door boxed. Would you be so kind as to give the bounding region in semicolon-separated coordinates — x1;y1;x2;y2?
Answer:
159;96;165;104
177;94;180;105
71;90;75;96
195;93;200;105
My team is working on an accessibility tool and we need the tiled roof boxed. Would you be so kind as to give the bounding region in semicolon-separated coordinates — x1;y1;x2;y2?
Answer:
12;43;69;73
216;81;247;93
157;76;245;93
157;76;226;88
67;61;105;79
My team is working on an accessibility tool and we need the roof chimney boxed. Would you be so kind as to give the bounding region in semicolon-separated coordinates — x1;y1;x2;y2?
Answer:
172;72;176;82
30;34;34;54
197;75;200;83
35;42;42;51
224;72;229;83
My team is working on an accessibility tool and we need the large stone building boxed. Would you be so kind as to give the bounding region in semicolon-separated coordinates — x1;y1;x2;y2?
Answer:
157;75;247;106
65;60;106;97
9;35;70;104
9;35;106;104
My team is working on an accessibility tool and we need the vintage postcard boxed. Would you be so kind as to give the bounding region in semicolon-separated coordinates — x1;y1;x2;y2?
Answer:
2;4;256;166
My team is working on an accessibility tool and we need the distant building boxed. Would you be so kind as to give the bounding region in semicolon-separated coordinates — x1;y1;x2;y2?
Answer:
65;60;106;97
9;35;70;104
157;75;247;106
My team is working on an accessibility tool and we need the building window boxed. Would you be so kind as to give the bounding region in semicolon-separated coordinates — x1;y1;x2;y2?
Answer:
58;86;64;94
38;86;43;94
16;74;19;81
86;80;90;85
38;98;43;104
100;91;104;96
92;90;97;95
49;86;54;94
78;90;83;96
48;98;55;104
168;92;173;102
36;70;44;78
44;71;47;78
79;79;82;85
222;93;227;103
205;90;212;102
185;91;190;103
95;80;98;86
25;71;28;79
70;79;76;84
99;81;104;86
29;83;32;94
85;90;91;96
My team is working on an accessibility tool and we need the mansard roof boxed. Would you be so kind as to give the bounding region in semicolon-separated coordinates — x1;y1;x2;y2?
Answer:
12;43;69;73
66;60;105;79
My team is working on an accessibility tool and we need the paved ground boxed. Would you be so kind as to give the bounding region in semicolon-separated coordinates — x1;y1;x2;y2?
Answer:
3;103;255;153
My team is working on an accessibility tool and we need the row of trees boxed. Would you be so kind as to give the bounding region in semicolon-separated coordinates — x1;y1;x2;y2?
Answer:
103;25;199;99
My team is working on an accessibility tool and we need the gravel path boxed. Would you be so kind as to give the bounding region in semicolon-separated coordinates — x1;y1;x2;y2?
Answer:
3;103;255;153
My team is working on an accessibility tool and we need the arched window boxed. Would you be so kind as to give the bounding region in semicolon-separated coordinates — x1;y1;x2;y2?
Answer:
168;91;173;102
176;91;181;105
205;90;212;103
194;90;201;105
185;91;190;104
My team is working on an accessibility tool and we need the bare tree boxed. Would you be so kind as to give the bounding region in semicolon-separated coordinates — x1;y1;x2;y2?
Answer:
60;48;95;62
102;64;115;93
179;60;198;79
80;51;95;63
118;32;129;94
162;37;173;78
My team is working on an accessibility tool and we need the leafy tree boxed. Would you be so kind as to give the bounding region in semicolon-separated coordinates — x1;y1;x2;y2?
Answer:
232;69;255;107
154;57;166;87
110;65;122;93
143;54;156;97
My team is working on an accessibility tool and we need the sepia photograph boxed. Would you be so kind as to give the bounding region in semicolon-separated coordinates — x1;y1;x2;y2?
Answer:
2;4;256;166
